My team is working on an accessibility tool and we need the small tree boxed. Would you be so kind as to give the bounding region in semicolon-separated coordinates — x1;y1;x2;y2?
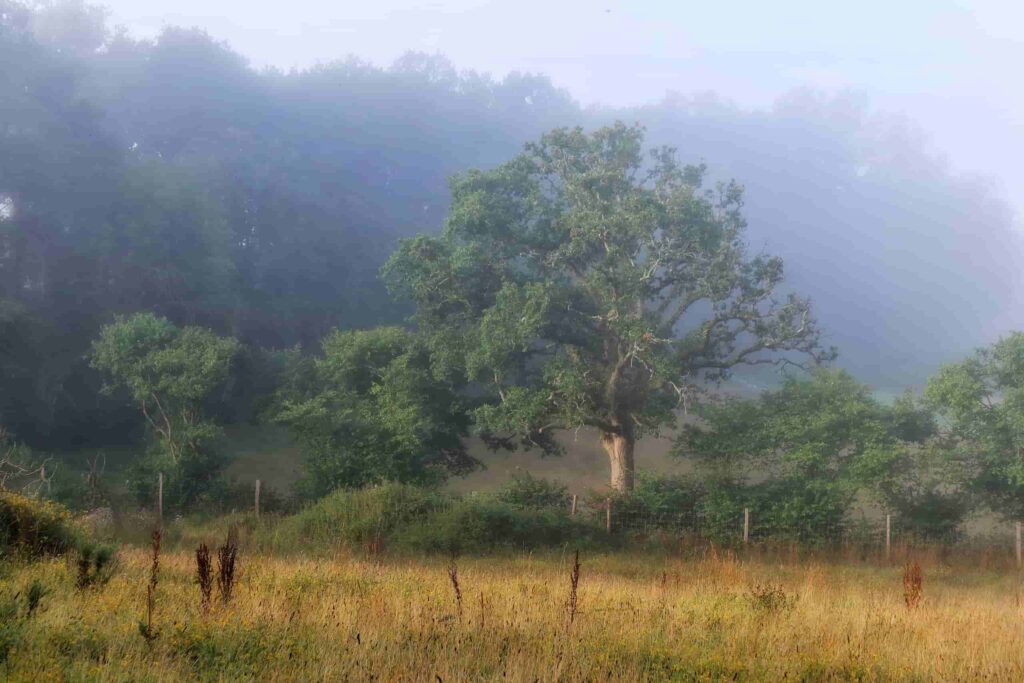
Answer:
384;123;832;491
678;370;941;541
90;313;238;506
274;327;477;497
925;332;1024;520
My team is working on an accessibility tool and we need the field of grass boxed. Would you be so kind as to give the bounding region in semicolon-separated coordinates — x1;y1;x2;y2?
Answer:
5;537;1024;681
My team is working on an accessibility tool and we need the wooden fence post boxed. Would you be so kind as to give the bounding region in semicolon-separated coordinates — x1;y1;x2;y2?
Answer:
885;514;891;562
743;507;750;545
255;479;261;519
157;472;163;529
606;497;612;534
1016;521;1021;570
570;494;577;516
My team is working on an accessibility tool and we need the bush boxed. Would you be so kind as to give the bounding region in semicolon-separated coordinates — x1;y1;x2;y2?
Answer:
264;484;606;554
695;481;749;543
696;478;850;545
892;490;970;542
632;473;705;518
756;479;850;543
75;542;117;589
269;483;445;550
595;473;705;533
496;472;570;510
397;497;599;554
126;446;227;512
0;490;83;557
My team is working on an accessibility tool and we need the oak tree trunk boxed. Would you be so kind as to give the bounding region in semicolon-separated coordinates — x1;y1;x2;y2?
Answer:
601;429;635;493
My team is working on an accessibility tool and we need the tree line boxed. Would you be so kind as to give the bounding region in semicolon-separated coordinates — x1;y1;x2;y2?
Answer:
77;124;1024;543
2;2;1023;540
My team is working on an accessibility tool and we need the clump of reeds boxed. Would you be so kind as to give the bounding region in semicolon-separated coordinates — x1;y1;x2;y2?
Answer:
138;529;160;643
447;557;462;622
217;527;238;606
196;543;213;613
904;559;923;609
568;549;581;626
746;582;797;614
25;579;49;617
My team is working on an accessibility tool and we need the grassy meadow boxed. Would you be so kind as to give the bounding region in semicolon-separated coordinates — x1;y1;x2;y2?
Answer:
4;534;1024;682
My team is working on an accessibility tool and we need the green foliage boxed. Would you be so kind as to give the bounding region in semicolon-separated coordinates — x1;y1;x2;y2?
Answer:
580;473;706;536
630;472;705;520
925;332;1024;520
875;440;972;542
25;579;49;617
496;472;569;510
90;312;239;507
678;370;951;542
695;480;750;543
271;483;446;550
682;370;897;479
274;328;477;497
75;541;117;589
384;123;831;490
0;489;82;557
266;483;601;554
396;498;597;554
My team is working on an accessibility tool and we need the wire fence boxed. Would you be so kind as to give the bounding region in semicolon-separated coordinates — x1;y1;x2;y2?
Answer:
567;494;1024;566
65;473;1024;569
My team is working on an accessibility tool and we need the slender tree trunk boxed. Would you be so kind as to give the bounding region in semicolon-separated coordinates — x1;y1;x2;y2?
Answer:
601;426;635;493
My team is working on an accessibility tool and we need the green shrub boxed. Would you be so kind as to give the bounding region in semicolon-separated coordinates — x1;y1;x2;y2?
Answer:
632;473;705;518
269;482;445;550
397;497;599;554
591;473;705;534
756;479;850;543
25;579;49;616
75;542;117;589
496;472;570;510
892;490;970;542
695;481;748;543
0;490;83;557
696;478;850;545
265;484;606;554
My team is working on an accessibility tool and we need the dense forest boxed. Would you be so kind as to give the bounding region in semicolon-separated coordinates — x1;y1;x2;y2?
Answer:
2;1;1024;540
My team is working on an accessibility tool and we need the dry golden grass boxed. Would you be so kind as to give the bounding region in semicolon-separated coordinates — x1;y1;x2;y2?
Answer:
4;547;1024;681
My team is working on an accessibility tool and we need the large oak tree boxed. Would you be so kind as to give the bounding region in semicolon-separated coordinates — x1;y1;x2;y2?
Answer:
385;123;833;491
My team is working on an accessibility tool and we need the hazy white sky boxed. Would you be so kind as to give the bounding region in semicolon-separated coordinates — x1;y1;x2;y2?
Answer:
99;0;1023;216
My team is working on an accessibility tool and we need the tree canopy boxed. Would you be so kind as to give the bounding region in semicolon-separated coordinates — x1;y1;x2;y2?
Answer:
925;332;1024;519
385;123;833;491
273;327;477;496
90;313;239;505
1;0;1019;453
677;370;961;540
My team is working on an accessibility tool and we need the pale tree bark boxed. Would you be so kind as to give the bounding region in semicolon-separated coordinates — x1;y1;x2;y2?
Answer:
601;420;635;493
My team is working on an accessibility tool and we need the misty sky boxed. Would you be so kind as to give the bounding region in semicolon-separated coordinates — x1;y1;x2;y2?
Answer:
99;0;1024;219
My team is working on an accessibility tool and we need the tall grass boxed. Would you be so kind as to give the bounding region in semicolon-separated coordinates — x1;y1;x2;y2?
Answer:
4;548;1024;680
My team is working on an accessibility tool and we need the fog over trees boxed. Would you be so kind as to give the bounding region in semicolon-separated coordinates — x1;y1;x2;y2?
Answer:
1;0;1021;454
